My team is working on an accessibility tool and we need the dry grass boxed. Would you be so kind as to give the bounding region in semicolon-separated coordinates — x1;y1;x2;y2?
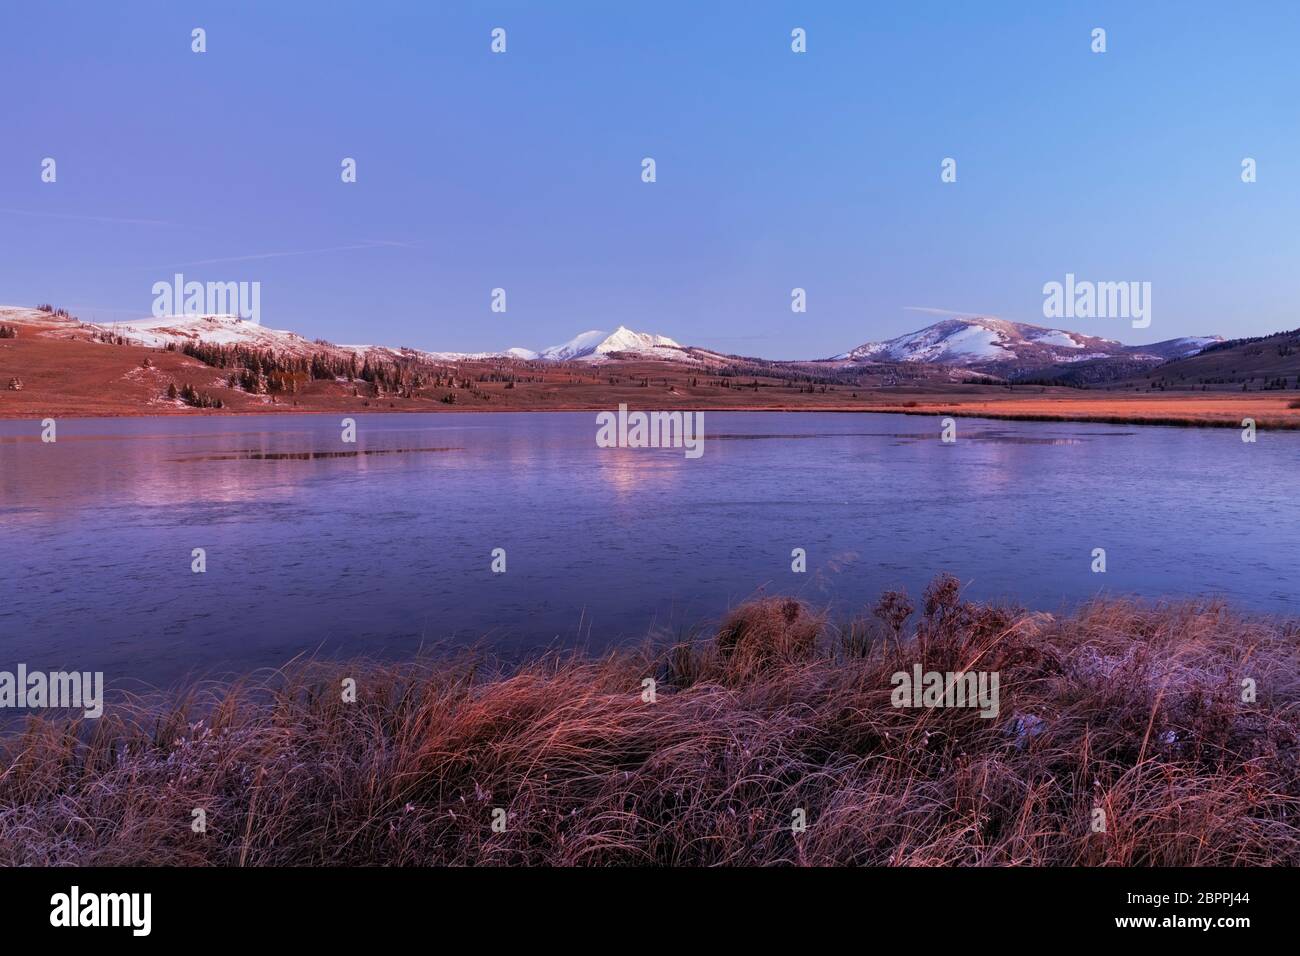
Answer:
856;394;1300;429
1;576;1296;866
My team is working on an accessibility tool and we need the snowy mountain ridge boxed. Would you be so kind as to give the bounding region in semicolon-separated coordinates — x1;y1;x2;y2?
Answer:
10;311;691;365
2;306;1221;372
831;317;1221;367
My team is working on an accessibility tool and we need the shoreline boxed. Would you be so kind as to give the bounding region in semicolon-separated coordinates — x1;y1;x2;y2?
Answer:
2;397;1297;430
2;584;1297;866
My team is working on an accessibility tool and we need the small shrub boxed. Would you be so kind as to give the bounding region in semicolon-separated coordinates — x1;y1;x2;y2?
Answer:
715;597;821;673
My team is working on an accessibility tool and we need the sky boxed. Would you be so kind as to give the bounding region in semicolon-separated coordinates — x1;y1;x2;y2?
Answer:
2;1;1297;359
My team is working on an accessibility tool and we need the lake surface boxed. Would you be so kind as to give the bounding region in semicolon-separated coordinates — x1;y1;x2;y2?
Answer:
1;411;1296;688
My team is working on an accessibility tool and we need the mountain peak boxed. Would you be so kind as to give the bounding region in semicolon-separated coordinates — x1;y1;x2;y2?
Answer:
540;327;683;362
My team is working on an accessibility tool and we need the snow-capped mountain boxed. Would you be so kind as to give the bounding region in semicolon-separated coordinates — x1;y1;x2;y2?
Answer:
540;327;685;362
59;311;687;365
832;317;1220;368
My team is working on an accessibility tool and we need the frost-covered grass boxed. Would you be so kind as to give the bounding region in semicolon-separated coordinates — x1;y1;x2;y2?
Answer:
1;577;1296;866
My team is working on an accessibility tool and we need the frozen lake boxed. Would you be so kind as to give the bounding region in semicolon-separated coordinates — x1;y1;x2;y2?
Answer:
1;411;1296;687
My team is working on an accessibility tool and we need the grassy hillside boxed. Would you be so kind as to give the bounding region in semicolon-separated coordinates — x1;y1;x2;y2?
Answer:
1139;328;1300;391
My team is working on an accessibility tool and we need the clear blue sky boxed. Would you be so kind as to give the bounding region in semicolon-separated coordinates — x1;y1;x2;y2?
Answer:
2;1;1297;358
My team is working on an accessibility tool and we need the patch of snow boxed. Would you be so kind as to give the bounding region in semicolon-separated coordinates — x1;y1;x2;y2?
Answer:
121;364;170;385
1032;329;1084;349
341;344;523;363
1168;336;1221;356
540;329;609;361
1055;351;1116;364
0;306;80;327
